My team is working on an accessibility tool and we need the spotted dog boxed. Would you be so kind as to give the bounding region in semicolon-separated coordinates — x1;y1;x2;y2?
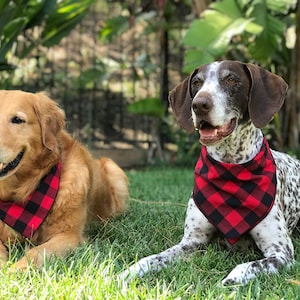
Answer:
120;61;300;285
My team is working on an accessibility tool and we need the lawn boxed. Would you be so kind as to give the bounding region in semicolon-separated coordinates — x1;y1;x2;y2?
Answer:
0;167;299;299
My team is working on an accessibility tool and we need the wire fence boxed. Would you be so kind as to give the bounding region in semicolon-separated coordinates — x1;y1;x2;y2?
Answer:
1;1;188;152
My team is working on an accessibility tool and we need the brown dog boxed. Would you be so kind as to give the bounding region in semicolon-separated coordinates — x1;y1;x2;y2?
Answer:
0;90;128;269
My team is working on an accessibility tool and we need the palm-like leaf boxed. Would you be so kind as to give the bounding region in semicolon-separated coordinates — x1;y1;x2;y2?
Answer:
182;0;296;71
245;1;293;64
0;0;94;70
182;0;262;72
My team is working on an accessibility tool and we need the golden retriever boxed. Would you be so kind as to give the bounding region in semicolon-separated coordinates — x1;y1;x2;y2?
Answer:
0;90;128;269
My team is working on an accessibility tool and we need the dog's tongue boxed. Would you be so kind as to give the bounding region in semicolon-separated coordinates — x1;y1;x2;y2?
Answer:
199;119;236;144
200;127;218;139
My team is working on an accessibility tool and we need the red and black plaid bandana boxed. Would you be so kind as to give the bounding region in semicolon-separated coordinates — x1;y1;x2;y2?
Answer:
0;162;61;239
193;137;276;244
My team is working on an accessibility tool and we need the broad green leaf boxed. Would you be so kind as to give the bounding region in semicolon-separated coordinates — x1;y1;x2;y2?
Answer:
0;3;20;32
25;0;56;29
184;49;214;73
210;0;242;19
42;14;85;47
247;1;286;62
245;21;263;35
249;16;286;62
99;11;156;43
0;17;26;61
76;65;107;89
128;98;165;118
183;9;254;61
210;17;253;54
41;0;94;47
266;0;297;14
182;11;232;48
3;17;27;37
0;0;10;12
99;15;129;43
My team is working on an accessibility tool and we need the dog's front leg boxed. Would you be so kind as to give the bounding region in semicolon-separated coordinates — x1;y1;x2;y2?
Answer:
222;203;294;285
119;197;216;282
9;232;84;270
0;241;8;267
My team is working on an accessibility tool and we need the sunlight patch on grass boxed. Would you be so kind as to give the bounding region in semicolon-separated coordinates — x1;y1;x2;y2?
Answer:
0;167;298;299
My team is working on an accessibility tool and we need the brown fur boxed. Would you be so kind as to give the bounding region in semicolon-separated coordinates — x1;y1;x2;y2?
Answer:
0;90;128;269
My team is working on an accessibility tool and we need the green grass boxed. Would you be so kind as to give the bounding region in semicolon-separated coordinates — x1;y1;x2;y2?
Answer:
1;167;300;299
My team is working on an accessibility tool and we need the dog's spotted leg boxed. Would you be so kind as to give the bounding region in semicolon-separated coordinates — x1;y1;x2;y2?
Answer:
222;203;294;285
119;198;216;282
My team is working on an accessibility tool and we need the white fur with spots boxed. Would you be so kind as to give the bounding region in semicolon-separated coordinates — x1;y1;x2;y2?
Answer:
119;61;299;286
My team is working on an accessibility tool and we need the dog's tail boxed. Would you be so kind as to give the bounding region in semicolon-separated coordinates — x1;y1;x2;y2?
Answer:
88;157;129;221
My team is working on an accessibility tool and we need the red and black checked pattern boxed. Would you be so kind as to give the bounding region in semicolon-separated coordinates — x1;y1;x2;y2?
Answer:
193;137;276;244
0;162;61;239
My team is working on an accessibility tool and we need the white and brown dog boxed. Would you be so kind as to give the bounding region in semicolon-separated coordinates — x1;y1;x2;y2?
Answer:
120;61;300;285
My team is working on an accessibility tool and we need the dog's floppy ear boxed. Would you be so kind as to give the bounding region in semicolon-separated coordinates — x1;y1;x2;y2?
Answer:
245;63;288;128
168;68;199;133
34;92;65;151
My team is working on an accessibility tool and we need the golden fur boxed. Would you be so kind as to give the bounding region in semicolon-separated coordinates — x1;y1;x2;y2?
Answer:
0;90;128;269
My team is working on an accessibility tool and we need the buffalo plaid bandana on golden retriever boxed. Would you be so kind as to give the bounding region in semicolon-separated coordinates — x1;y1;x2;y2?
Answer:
193;137;276;244
0;162;61;238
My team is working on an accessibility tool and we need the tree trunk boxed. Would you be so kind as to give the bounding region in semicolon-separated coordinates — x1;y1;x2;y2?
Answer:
286;3;300;149
192;0;211;17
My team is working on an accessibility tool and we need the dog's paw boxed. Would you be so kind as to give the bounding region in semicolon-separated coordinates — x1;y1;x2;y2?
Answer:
118;269;131;282
222;262;253;286
118;261;149;286
8;257;31;273
117;270;132;293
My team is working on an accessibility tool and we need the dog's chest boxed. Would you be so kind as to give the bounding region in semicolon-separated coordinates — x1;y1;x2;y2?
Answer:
194;137;277;244
206;124;263;164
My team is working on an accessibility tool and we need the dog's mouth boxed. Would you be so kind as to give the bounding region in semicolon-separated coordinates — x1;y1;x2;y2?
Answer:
0;150;25;178
196;118;237;145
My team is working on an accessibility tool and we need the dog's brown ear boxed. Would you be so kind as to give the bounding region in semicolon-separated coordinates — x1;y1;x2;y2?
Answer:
168;69;199;133
246;63;288;128
34;92;65;151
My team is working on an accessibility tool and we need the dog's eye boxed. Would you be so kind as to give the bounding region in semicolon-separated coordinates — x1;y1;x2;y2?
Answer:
11;116;25;124
225;77;237;85
192;78;203;89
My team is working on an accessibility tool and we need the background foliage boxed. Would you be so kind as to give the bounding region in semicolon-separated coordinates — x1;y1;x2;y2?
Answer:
183;0;296;72
98;0;299;152
0;0;300;157
0;0;94;70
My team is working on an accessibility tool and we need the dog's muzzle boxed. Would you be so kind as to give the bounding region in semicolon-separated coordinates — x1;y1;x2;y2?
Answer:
0;150;25;177
196;118;237;145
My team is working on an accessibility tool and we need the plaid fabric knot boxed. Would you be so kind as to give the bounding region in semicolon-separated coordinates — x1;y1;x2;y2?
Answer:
193;137;276;244
0;162;61;238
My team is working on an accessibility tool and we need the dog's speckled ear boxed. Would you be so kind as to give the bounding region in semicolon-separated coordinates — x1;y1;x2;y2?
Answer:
168;68;199;133
246;63;288;128
34;92;65;151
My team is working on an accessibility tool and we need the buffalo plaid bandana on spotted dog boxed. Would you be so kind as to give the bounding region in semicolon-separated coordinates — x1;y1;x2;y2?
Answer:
0;162;61;239
193;137;276;245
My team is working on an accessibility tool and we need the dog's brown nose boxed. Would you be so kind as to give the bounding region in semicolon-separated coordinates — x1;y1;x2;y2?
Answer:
192;96;212;115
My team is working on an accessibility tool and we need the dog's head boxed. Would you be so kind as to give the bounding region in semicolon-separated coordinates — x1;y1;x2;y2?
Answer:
0;91;65;180
169;60;288;145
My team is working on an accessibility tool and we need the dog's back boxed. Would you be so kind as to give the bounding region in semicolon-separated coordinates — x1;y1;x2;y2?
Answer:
271;149;300;231
88;157;128;221
57;130;128;222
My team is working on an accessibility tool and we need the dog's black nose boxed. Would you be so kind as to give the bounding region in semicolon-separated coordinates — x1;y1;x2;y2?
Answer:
192;96;212;115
